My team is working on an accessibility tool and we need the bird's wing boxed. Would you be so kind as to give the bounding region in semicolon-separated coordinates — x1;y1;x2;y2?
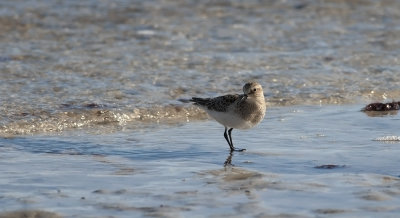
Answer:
192;94;243;112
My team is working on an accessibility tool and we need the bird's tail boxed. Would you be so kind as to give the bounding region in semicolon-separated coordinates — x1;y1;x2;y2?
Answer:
178;97;210;106
190;97;210;106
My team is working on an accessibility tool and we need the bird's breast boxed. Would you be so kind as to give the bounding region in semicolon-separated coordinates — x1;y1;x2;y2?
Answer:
234;99;266;126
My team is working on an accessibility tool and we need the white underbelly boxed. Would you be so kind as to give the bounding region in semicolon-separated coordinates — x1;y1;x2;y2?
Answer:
207;110;254;129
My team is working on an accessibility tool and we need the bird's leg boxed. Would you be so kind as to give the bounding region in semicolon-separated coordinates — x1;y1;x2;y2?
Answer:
228;128;234;148
224;127;235;151
228;128;246;152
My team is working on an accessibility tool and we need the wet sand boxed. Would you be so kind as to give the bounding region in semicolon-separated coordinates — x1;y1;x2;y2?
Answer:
0;210;61;218
1;105;399;217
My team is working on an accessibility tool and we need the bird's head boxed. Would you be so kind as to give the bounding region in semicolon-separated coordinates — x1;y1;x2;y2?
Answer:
243;82;264;98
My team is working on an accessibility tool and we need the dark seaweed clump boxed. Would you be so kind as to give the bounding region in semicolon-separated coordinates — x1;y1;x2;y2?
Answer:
363;101;400;111
314;164;346;169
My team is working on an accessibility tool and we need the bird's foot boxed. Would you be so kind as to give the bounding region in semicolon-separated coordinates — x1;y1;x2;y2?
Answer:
230;147;246;152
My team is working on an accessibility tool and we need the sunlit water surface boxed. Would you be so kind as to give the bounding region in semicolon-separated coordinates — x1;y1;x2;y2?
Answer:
1;105;399;217
1;0;400;217
1;0;400;136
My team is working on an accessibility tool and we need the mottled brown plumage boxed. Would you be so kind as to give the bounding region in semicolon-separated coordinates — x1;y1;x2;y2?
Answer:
192;94;244;112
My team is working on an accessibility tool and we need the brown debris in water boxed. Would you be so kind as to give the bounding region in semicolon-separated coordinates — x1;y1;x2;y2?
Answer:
314;208;349;214
363;101;400;112
314;164;346;169
84;103;104;108
0;210;61;218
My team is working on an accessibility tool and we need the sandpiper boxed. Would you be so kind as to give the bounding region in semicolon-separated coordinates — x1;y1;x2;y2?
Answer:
190;82;266;152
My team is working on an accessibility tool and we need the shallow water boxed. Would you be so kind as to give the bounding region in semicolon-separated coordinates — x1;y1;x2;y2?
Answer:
1;0;400;135
1;105;400;217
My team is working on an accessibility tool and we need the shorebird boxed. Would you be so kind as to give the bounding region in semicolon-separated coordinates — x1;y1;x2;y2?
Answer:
189;82;266;152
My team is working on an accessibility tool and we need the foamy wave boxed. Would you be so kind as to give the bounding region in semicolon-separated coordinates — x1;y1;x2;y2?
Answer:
373;136;400;141
0;105;207;137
